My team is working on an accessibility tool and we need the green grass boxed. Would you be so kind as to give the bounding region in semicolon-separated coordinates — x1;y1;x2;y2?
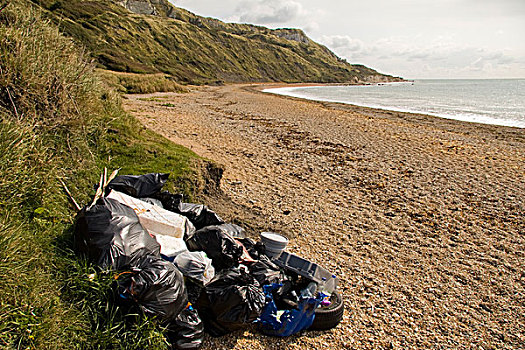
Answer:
138;96;171;101
97;69;188;94
97;109;200;195
0;2;202;348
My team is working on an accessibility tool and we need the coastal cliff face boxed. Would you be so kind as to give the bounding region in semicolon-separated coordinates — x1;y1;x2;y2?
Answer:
29;0;403;84
117;0;177;18
117;0;156;15
269;28;310;44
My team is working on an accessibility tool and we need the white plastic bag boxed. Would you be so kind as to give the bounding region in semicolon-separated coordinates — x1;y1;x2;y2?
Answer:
154;234;188;260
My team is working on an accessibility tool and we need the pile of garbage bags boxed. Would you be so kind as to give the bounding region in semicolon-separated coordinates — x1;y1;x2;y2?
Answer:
74;172;343;349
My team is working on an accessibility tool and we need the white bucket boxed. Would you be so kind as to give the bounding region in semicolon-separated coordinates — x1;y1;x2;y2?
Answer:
260;232;288;258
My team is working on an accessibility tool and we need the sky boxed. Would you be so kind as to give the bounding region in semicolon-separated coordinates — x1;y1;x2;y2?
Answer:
169;0;525;79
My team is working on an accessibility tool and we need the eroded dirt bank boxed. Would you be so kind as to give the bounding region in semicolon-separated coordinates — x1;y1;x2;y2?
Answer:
123;84;524;350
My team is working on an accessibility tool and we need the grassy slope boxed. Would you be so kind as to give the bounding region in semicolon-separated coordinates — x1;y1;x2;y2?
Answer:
29;0;396;85
97;69;188;94
0;2;203;348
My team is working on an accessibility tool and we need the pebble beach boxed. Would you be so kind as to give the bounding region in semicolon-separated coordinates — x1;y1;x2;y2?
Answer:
123;83;524;350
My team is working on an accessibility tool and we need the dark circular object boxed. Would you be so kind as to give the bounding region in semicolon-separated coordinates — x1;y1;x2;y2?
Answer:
308;290;344;331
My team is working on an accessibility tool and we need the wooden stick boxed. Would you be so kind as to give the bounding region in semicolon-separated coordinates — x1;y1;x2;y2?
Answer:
107;168;121;185
90;172;104;208
59;179;81;212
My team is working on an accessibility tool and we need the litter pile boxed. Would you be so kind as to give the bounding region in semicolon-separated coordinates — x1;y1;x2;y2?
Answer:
73;172;343;349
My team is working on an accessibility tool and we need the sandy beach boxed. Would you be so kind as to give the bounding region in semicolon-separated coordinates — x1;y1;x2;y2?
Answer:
122;83;524;350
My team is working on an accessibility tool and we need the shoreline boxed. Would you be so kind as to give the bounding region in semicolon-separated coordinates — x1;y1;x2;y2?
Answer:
123;84;524;349
256;82;525;130
246;83;524;142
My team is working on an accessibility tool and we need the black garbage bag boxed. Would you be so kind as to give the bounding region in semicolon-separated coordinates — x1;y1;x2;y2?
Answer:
167;305;204;350
177;203;224;230
116;255;188;323
219;223;245;239
248;255;283;287
173;251;215;286
107;173;169;198
195;267;265;336
74;198;160;270
185;279;204;306
156;192;224;230
186;225;243;271
153;191;183;212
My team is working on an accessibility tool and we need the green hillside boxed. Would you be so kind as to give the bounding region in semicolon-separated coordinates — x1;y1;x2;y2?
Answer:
29;0;401;85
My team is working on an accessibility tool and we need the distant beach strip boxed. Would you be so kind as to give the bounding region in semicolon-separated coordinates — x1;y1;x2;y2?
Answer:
263;79;525;129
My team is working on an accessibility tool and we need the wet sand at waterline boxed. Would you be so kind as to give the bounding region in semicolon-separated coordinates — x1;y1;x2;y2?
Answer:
122;84;524;350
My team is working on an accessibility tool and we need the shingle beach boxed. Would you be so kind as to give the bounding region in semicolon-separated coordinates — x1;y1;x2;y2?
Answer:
123;84;524;350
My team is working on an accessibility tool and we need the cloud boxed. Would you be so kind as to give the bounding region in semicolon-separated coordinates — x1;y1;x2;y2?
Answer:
320;35;364;52
318;34;523;78
467;51;515;74
236;0;305;24
408;53;430;60
227;0;320;35
317;35;371;62
373;37;515;68
462;0;525;17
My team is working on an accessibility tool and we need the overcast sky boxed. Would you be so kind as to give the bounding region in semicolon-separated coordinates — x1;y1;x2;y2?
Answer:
170;0;525;79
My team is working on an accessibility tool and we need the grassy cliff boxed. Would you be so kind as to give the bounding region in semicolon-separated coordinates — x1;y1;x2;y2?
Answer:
28;0;400;85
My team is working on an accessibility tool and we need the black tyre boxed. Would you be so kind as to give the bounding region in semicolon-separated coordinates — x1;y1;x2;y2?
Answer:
309;290;344;330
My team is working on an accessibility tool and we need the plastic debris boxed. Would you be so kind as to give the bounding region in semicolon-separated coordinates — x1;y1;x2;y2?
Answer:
219;223;245;238
107;173;169;198
177;203;224;230
73;170;342;348
196;267;265;336
237;237;266;260
273;251;339;295
174;251;215;286
141;197;164;207
258;283;323;337
156;192;224;230
155;235;188;261
107;190;195;239
186;225;243;271
116;255;188;323
248;255;283;287
185;279;204;306
74;197;160;270
260;232;288;258
167;303;204;350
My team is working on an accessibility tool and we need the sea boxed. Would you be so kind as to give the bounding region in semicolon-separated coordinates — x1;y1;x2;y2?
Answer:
263;79;525;129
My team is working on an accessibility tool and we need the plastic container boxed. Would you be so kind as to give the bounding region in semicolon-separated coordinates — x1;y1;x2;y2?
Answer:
300;281;318;298
107;190;194;238
272;251;339;294
260;232;288;258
